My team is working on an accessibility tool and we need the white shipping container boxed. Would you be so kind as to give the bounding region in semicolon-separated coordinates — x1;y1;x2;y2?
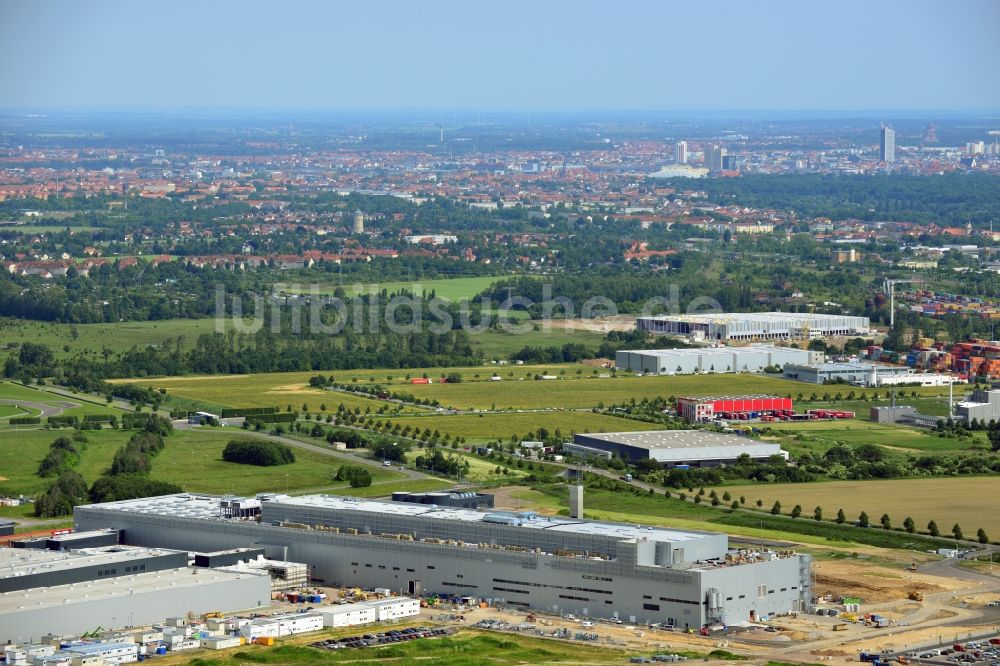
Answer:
317;605;378;628
374;598;421;621
200;637;242;650
240;613;324;639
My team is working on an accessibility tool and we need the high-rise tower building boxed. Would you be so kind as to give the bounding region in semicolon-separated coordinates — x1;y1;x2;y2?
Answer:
924;123;938;143
880;125;896;163
352;210;365;234
705;144;727;172
675;141;688;164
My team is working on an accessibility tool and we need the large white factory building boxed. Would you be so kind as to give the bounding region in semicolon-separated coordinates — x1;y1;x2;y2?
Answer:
637;313;870;342
76;493;811;630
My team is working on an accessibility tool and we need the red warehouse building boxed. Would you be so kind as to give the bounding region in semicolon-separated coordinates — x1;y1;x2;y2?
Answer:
678;395;793;422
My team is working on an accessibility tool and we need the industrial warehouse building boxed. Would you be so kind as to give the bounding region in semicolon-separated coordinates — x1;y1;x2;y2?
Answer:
636;313;870;342
956;388;1000;425
0;546;270;643
13;527;120;551
316;597;421;628
0;541;187;592
782;362;913;385
566;431;786;467
677;395;793;422
615;345;822;375
76;493;811;629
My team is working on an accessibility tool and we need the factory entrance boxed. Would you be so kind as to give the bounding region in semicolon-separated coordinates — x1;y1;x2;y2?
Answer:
408;580;422;596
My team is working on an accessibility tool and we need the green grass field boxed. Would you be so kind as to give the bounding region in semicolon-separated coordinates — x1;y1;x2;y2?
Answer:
117;373;411;415
149;430;406;496
0;224;99;233
466;326;606;360
375;411;654;441
766;420;986;453
283;275;514;301
0;429;132;495
0;317;222;359
165;631;631;666
0;426;423;499
0;315;606;366
0;405;28;419
0;381;62;402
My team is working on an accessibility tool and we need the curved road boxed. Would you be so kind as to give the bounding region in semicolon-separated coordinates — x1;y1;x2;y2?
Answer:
0;398;78;419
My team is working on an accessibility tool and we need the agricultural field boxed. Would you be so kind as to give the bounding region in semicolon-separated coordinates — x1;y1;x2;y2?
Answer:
118;363;958;413
487;484;941;552
719;476;1000;540
376;372;806;411
375;411;653;441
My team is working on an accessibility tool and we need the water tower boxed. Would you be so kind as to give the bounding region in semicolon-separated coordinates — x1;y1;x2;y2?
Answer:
352;210;364;234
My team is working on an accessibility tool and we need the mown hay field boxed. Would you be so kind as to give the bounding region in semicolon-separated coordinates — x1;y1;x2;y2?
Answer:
719;476;1000;539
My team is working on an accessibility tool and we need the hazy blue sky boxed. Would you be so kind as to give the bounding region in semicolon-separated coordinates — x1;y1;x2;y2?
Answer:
1;0;998;111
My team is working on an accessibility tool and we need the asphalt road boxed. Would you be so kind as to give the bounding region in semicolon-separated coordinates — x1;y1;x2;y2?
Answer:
0;398;78;418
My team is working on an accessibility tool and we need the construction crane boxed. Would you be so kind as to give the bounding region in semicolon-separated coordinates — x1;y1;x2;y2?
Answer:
883;278;925;328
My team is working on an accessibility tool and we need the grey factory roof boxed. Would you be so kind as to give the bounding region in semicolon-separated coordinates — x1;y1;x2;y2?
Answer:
577;430;766;451
87;493;713;545
788;362;908;373
0;546;179;580
638;312;867;324
0;565;266;616
623;345;795;357
45;528;119;544
273;494;712;544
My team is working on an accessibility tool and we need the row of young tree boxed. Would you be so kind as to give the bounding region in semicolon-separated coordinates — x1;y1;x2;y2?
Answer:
763;501;990;544
672;484;992;544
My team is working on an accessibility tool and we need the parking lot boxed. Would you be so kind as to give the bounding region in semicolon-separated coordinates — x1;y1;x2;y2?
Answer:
310;626;452;650
890;639;1000;666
